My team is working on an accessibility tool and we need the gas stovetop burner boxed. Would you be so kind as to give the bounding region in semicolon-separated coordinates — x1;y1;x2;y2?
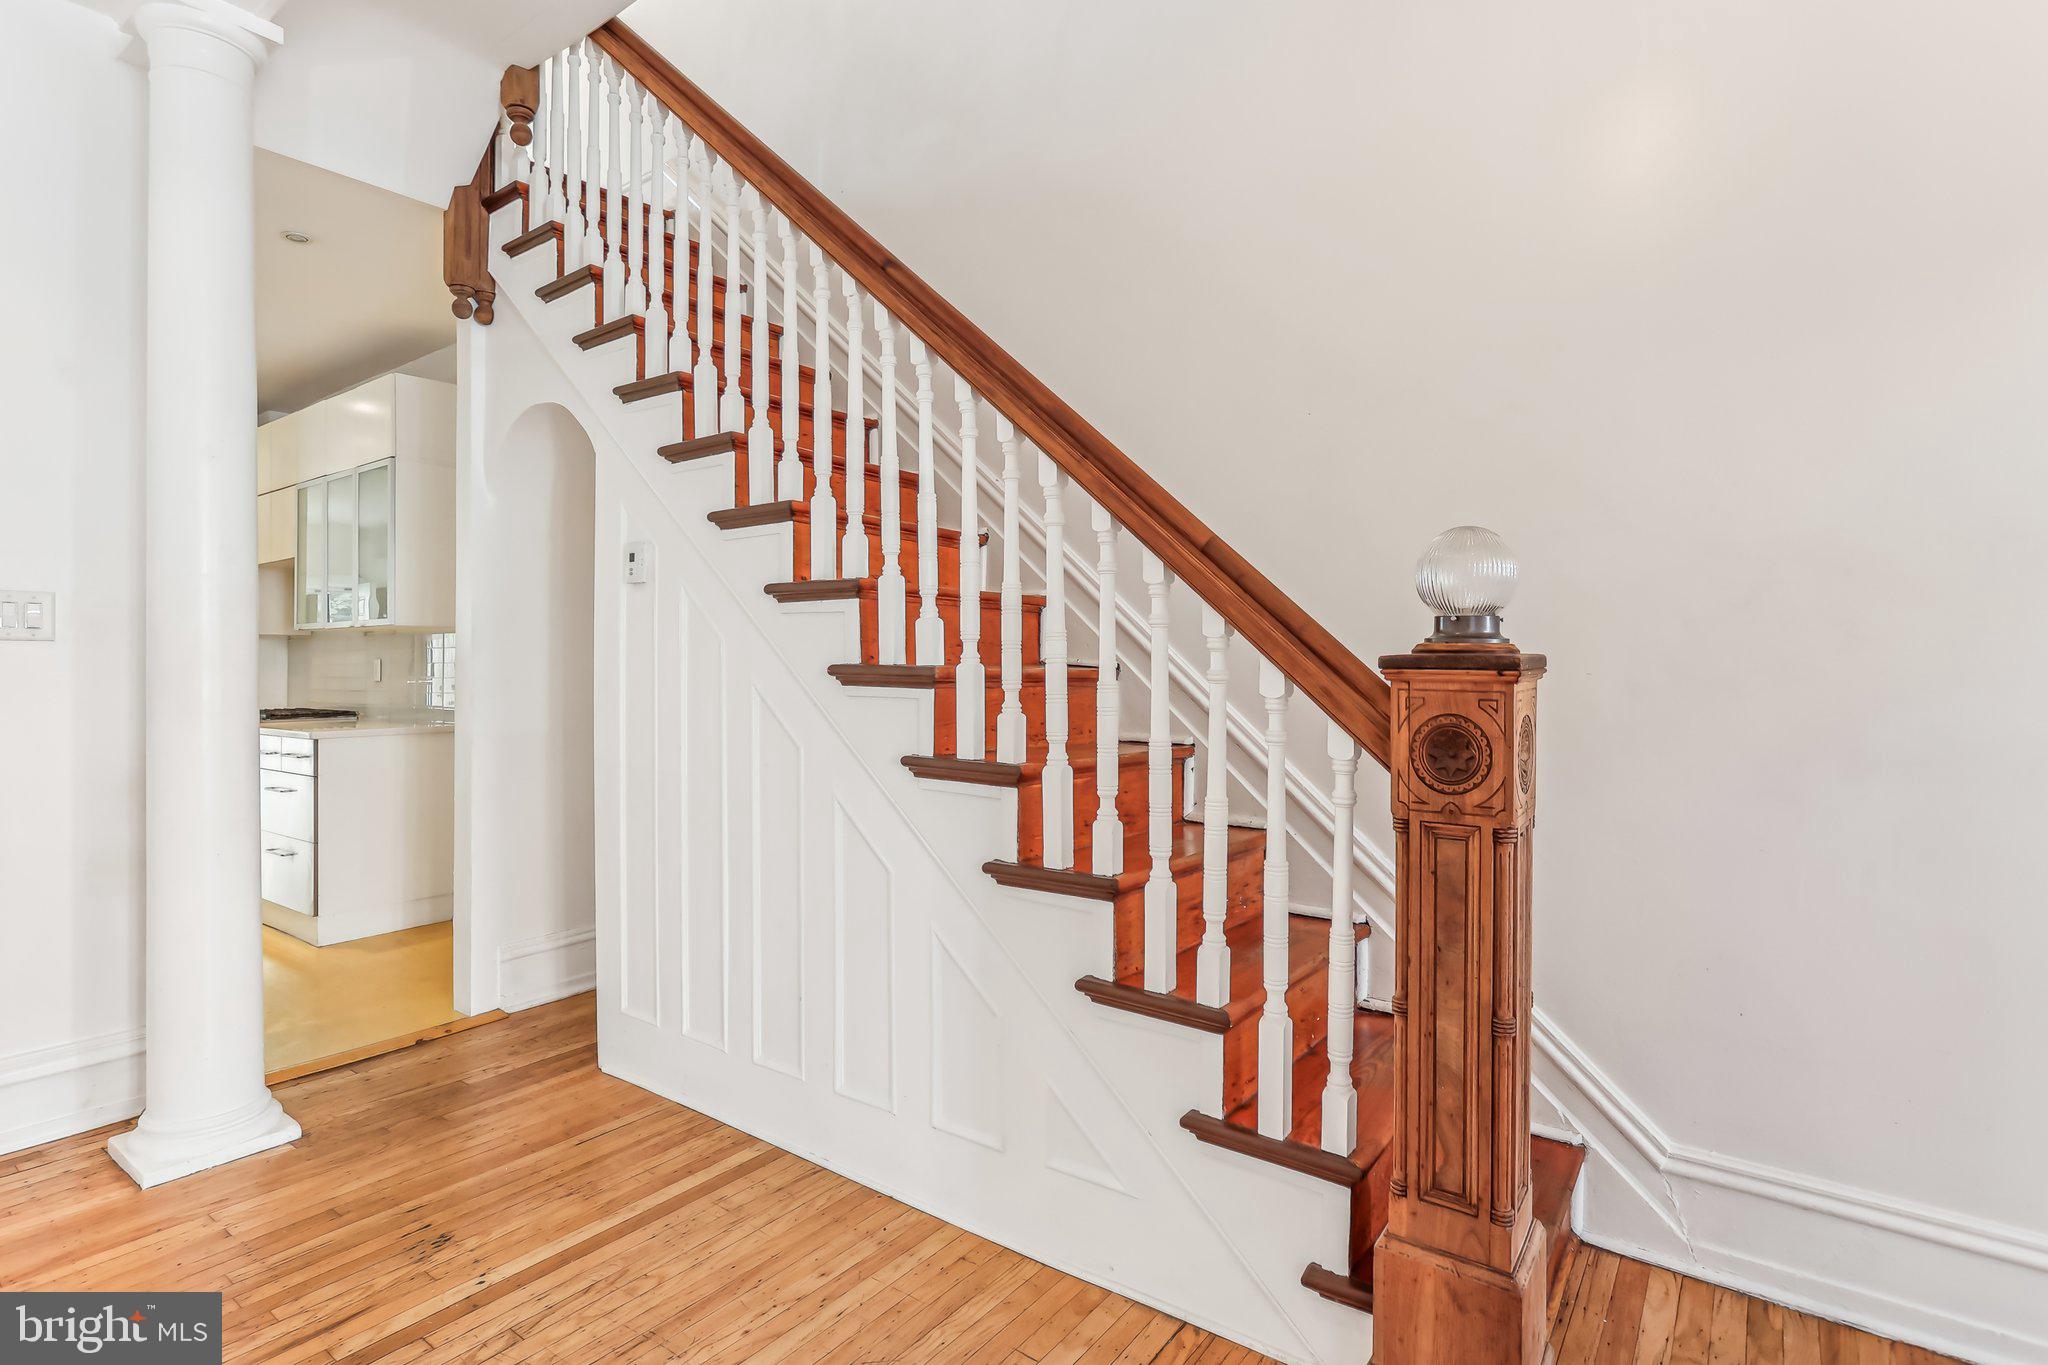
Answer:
260;708;360;722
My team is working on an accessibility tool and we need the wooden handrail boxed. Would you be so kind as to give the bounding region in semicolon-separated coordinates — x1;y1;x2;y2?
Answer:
593;20;1393;765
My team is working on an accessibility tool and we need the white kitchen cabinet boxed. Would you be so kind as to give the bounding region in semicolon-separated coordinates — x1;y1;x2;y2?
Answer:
275;371;454;630
257;488;294;564
259;725;453;946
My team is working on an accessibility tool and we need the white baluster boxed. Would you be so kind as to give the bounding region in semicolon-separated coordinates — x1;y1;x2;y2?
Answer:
494;111;515;196
874;304;907;663
840;272;869;577
623;73;643;323
806;244;839;577
1039;454;1073;867
1321;723;1361;1155
745;189;775;504
563;42;587;269
1090;502;1123;876
775;211;802;499
719;166;746;432
952;381;986;759
580;42;604;270
1256;659;1294;1139
644;106;671;376
1142;552;1175;992
1196;607;1233;1007
994;416;1025;763
910;337;943;664
535;55;555;222
601;58;626;316
689;140;717;437
549;51;569;227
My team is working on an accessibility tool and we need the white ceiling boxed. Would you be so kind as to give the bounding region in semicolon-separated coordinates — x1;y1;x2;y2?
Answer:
255;148;453;414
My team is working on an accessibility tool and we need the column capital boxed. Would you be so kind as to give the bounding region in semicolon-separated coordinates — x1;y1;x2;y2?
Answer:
128;0;281;77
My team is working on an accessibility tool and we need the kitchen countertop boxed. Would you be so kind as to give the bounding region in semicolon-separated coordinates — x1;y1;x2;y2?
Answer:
261;717;456;740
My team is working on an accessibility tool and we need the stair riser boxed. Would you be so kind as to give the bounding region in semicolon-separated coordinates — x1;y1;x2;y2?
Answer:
716;447;921;528
856;592;1043;670
1016;749;1185;866
788;519;965;594
1218;969;1332;1118
1109;837;1261;982
932;675;1100;759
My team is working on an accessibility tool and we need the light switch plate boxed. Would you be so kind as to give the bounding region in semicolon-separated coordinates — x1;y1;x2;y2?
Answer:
0;591;54;642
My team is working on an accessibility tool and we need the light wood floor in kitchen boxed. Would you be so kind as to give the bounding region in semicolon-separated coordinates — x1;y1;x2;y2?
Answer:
261;921;477;1078
2;995;1953;1364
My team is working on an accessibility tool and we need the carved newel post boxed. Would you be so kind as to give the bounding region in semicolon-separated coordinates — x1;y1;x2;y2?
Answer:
1373;527;1547;1364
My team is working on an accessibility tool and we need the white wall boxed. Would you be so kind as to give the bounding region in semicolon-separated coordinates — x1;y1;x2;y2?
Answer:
0;0;148;1155
452;320;597;1015
622;1;2048;1357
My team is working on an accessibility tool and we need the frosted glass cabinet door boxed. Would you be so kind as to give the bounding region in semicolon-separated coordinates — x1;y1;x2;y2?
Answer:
295;480;327;628
355;460;394;624
325;471;358;626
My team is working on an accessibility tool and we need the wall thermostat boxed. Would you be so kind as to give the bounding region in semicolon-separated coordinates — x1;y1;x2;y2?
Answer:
624;543;653;585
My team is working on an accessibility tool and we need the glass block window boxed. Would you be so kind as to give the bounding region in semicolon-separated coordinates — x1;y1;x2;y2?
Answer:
426;633;456;710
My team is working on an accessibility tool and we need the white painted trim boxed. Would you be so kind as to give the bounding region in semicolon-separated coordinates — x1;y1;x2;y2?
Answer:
0;1028;146;1157
1533;1011;2048;1363
497;927;597;1012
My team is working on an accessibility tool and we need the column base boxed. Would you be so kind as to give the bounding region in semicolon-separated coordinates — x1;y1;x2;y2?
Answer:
1370;1223;1548;1365
107;1095;300;1190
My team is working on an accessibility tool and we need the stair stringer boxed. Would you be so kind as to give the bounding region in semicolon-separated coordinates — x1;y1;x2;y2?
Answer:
485;234;1367;1363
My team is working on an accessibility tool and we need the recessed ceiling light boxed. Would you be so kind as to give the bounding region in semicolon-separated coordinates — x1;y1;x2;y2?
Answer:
281;230;312;244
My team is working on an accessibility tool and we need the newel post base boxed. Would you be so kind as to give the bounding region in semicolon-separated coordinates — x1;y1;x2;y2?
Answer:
1372;1221;1548;1365
1372;628;1546;1365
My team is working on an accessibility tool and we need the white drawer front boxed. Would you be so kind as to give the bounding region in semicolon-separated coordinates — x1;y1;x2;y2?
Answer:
259;770;315;843
279;735;316;776
260;834;316;915
260;732;286;772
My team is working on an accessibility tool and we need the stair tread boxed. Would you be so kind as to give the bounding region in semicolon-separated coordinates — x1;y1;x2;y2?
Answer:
1225;1009;1399;1156
765;579;1045;609
1121;910;1327;1029
660;431;924;489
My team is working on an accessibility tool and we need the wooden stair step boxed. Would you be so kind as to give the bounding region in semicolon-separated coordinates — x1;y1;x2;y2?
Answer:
660;433;922;527
710;501;974;594
1020;740;1189;865
765;579;1045;669
933;663;1103;759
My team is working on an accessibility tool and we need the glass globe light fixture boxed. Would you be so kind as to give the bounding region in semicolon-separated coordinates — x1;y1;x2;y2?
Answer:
1415;525;1518;644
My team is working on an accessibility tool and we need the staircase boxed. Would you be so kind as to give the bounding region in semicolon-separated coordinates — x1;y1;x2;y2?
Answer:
455;25;1583;1362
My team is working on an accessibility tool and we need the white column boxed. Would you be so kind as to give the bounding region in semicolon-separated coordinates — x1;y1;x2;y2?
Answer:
112;0;298;1189
1090;502;1123;875
1321;723;1362;1155
1141;552;1175;991
1195;606;1233;1006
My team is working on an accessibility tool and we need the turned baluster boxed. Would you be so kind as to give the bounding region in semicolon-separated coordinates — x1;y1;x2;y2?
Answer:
719;167;745;432
563;42;587;269
600;58;625;316
806;244;838;576
840;272;869;576
689;140;717;436
768;212;798;498
643;105;671;376
953;382;985;760
1256;658;1294;1138
909;337;943;665
1142;552;1175;990
622;73;643;326
1322;724;1361;1155
1038;455;1072;866
536;55;557;223
1196;607;1232;1006
994;417;1026;763
874;304;907;664
579;42;604;270
745;189;774;504
1089;503;1123;876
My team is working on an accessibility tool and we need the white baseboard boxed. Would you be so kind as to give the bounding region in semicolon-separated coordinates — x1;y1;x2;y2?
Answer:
1534;1011;2048;1364
497;927;596;1012
0;1028;146;1158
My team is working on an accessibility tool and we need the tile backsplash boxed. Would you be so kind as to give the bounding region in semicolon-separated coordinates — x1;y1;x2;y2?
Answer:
286;630;451;714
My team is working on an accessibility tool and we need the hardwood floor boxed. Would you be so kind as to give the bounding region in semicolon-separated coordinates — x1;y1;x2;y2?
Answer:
1544;1242;1959;1365
0;994;1955;1364
1;995;1260;1363
261;921;466;1074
